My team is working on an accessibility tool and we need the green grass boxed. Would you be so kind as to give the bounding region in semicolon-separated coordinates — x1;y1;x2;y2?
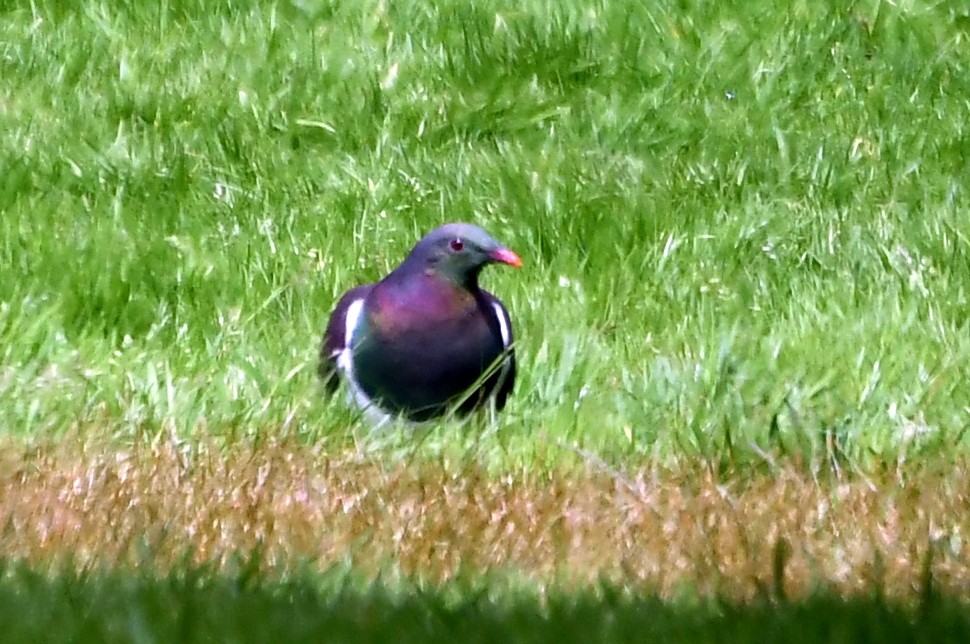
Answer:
3;0;970;639
2;559;970;644
3;0;970;466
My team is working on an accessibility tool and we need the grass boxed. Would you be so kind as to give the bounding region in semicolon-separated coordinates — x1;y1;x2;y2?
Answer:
4;558;970;644
2;0;970;640
3;438;970;600
3;0;969;465
5;559;970;644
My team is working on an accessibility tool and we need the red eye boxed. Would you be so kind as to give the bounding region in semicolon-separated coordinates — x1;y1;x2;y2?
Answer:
450;238;464;252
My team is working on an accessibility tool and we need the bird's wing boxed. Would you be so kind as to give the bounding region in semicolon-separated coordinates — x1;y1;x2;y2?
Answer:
482;290;516;409
318;284;374;390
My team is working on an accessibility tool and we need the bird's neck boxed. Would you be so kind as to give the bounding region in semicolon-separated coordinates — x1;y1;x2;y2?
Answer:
368;271;478;335
423;265;481;290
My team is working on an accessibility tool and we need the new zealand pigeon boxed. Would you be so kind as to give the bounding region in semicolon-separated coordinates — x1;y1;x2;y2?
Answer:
319;223;521;424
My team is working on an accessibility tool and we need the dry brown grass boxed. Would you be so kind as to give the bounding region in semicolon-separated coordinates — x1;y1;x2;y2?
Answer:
1;435;969;601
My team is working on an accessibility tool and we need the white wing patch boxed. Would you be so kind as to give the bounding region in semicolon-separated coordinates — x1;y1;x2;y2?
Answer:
342;299;364;349
336;297;394;428
491;301;511;348
490;301;513;391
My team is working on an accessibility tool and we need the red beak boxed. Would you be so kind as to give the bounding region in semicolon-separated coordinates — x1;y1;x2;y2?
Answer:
490;247;523;268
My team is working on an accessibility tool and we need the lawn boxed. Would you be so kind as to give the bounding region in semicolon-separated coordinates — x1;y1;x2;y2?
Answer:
2;0;970;640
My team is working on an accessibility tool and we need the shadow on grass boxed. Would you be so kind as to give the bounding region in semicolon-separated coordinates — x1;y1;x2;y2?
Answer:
1;558;968;644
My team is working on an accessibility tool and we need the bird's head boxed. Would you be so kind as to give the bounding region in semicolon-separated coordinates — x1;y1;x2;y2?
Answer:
408;222;522;286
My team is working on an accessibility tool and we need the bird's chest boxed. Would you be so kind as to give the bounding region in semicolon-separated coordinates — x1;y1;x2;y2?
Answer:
365;304;494;360
351;298;502;386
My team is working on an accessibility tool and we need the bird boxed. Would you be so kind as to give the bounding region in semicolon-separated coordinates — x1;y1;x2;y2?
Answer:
318;222;521;425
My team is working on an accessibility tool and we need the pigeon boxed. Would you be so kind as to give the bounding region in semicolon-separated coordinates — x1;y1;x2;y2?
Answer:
319;223;521;424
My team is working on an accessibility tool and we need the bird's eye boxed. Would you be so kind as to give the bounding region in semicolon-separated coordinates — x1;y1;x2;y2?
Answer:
450;238;464;252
